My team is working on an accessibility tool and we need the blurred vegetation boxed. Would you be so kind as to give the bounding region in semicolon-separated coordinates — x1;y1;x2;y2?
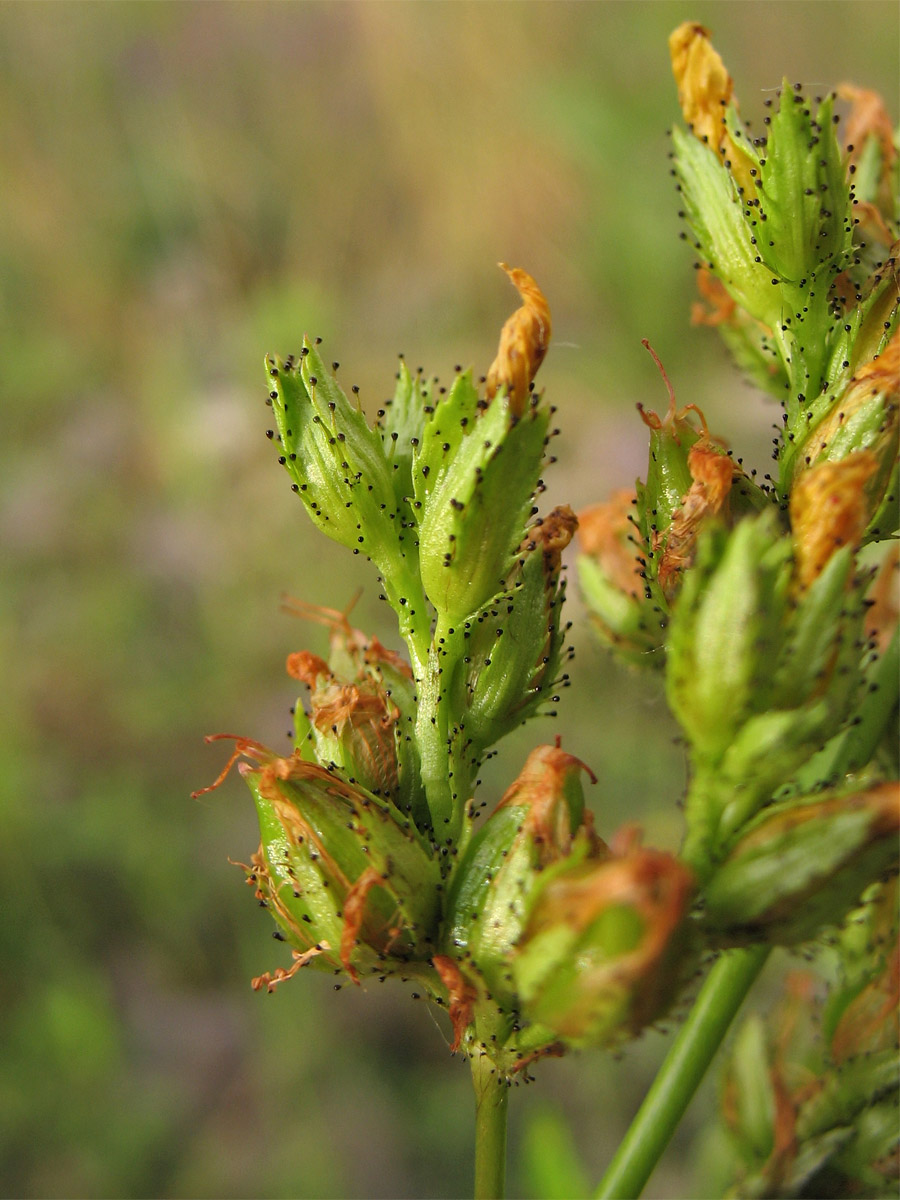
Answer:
1;3;895;1197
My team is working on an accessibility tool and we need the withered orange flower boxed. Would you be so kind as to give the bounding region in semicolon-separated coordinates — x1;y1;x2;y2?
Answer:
485;263;552;415
495;743;598;866
790;452;879;589
577;490;644;601
519;504;578;577
658;441;736;599
668;22;754;195
837;83;898;178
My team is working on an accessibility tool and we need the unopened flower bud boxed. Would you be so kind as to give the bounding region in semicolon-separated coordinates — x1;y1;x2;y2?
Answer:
577;489;668;667
513;829;695;1048
636;343;769;600
444;744;599;1007
702;781;900;946
791;335;900;545
826;877;898;1065
265;340;402;568
669;512;869;874
715;878;900;1197
671;24;852;335
464;505;577;749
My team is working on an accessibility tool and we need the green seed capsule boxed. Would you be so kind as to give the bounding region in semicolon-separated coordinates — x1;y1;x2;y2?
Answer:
197;737;440;989
443;744;598;1007
513;833;695;1048
702;782;900;945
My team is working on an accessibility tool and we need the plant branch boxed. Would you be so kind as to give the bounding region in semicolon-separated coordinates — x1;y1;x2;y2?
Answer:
472;1052;509;1200
594;945;770;1200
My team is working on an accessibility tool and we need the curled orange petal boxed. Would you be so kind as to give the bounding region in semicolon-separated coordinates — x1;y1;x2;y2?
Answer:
433;955;478;1052
658;442;736;599
485;263;552;415
668;22;755;195
790;452;879;589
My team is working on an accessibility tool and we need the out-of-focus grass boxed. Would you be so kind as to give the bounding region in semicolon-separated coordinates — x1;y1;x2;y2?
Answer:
1;4;895;1197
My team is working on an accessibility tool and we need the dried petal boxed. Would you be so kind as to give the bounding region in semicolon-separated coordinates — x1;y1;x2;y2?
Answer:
790;452;879;590
668;22;754;195
433;955;478;1052
485;263;552;415
657;440;736;599
837;83;898;181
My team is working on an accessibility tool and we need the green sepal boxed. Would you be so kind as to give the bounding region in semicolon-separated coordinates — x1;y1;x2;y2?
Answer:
412;369;482;508
672;124;780;328
291;700;317;760
754;88;851;284
378;357;430;516
416;387;549;622
265;341;402;566
576;551;668;668
667;512;793;767
723;1015;776;1161
442;745;593;1008
701;784;900;946
248;769;346;972
463;534;570;751
641;419;697;536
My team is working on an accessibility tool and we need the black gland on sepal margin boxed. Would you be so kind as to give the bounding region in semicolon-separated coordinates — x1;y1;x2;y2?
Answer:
265;339;403;568
463;505;577;752
413;371;551;624
378;357;430;518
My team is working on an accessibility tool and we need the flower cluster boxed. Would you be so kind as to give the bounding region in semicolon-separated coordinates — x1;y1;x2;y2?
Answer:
197;23;898;1091
197;265;695;1075
578;24;899;929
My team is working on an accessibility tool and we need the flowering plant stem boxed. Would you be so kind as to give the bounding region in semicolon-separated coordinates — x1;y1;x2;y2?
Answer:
595;945;770;1200
472;1054;509;1200
596;622;899;1200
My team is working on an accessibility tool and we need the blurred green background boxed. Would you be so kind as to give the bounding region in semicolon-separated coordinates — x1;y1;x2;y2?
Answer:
1;3;896;1197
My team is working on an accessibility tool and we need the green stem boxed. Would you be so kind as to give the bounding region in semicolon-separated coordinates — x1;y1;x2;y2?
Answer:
472;1051;509;1200
595;945;769;1200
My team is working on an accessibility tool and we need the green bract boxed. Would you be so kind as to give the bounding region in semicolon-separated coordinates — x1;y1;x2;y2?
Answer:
701;782;900;945
415;380;550;624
